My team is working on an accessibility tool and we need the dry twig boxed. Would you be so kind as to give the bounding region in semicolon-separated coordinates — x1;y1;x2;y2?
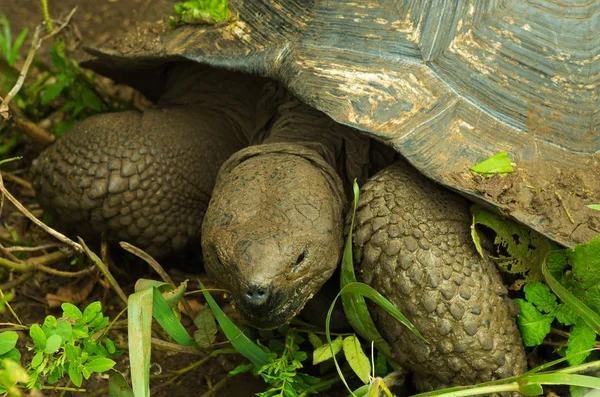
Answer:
120;241;197;319
0;177;83;253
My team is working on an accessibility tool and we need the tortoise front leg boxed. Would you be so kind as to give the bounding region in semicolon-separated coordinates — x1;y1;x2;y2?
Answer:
353;161;526;390
31;106;248;258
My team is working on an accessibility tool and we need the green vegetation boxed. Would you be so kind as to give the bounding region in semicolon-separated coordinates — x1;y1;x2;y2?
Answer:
0;7;125;150
469;151;514;175
0;15;28;68
169;0;232;27
0;301;117;394
471;206;600;396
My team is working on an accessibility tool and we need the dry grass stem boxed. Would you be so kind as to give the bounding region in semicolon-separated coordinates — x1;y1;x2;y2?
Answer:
0;180;83;253
120;241;197;319
1;170;34;191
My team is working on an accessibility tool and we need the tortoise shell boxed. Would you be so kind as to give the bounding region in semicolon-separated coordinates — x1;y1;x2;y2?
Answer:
85;0;600;247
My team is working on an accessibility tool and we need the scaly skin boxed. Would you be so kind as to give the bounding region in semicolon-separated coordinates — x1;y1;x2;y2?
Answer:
31;107;243;257
31;74;526;389
201;143;345;329
353;161;526;390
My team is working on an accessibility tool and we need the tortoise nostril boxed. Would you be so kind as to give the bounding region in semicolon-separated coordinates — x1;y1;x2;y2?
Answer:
244;284;269;306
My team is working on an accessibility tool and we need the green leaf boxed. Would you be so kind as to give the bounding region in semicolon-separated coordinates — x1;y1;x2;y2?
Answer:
41;82;66;105
547;250;568;279
470;205;556;281
0;332;18;356
566;324;596;366
80;88;103;111
1;347;20;363
31;351;44;369
9;27;27;66
340;180;394;359
307;332;322;349
44;334;62;354
152;287;197;347
50;45;66;71
108;370;134;397
85;357;116;373
128;288;152;397
56;320;73;343
83;301;102;322
199;280;269;367
62;303;83;320
171;0;231;25
469;151;514;175
341;282;426;343
29;324;46;350
193;308;217;348
556;304;579;326
567;235;600;290
515;299;553;347
68;362;83;387
542;259;600;334
65;344;79;361
313;336;343;365
229;363;254;376
342;335;371;384
587;204;600;211
105;338;116;354
524;282;558;313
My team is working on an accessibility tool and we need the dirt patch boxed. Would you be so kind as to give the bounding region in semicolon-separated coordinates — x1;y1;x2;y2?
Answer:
0;2;284;396
448;160;600;247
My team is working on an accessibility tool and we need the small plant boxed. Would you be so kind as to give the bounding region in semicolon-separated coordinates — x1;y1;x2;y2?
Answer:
27;301;117;389
231;328;320;397
0;14;28;67
36;44;108;135
0;301;118;395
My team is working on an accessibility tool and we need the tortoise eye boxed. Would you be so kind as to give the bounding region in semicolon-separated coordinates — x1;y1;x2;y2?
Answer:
208;245;224;268
292;248;307;272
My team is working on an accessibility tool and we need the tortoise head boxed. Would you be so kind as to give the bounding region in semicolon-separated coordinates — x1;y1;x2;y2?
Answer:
201;144;345;329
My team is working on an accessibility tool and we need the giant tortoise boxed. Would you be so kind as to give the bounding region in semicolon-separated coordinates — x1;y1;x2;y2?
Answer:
31;0;598;392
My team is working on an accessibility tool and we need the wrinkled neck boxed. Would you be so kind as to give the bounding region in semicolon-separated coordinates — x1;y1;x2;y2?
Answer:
158;63;283;144
264;99;372;197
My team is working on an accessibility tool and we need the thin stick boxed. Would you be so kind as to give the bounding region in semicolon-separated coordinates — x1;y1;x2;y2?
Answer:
0;26;41;118
0;250;69;272
0;170;34;191
5;242;63;252
79;237;128;305
0;271;33;290
0;181;83;253
0;7;77;120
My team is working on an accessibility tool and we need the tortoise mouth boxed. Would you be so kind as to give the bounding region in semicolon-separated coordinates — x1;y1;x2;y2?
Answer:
236;287;312;329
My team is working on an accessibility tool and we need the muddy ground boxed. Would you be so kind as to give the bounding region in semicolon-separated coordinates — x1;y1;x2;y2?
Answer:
0;1;592;397
0;1;321;396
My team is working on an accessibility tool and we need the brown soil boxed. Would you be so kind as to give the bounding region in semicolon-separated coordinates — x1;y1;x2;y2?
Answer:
448;160;600;247
0;2;342;397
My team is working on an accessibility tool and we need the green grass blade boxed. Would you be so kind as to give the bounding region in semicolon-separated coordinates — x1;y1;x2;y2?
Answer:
151;287;198;347
9;27;27;66
128;288;152;397
340;283;426;344
198;279;269;367
340;181;394;358
1;14;10;59
519;373;600;390
542;259;600;333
